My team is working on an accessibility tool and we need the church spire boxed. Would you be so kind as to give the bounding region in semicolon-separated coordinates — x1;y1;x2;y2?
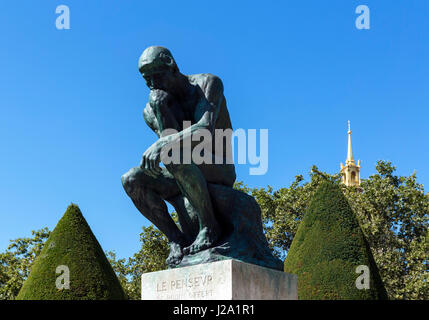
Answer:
340;121;361;187
346;120;355;165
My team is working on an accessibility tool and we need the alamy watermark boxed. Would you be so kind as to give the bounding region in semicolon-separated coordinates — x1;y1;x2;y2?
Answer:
56;265;70;290
355;5;370;30
355;265;370;290
55;5;369;31
56;5;70;30
143;121;269;176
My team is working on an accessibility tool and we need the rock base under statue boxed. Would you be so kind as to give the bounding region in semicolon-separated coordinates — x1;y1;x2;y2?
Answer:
169;184;284;271
141;259;297;300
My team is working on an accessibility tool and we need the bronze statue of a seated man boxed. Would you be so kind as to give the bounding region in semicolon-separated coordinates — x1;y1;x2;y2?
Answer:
121;46;236;266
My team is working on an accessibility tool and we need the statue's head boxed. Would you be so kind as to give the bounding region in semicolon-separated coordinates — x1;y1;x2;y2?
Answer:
138;46;180;91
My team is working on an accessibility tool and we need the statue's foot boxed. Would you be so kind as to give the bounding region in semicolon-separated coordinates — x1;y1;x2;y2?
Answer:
183;227;220;255
166;242;184;267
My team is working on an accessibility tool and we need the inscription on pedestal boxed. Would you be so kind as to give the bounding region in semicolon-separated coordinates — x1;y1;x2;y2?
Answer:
143;261;230;300
141;259;298;300
156;274;214;299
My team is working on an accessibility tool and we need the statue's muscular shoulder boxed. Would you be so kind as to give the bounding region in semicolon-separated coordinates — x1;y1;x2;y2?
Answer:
187;73;232;130
186;73;224;100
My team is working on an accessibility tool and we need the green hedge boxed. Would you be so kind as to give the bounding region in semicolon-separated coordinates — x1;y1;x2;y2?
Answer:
17;204;126;300
284;180;388;299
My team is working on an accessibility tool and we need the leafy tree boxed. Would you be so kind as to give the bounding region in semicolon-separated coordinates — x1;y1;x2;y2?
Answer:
107;225;169;300
107;161;427;299
2;161;427;300
0;215;170;300
344;161;428;299
238;167;336;260
237;161;428;300
17;204;126;300
0;228;50;300
284;179;388;299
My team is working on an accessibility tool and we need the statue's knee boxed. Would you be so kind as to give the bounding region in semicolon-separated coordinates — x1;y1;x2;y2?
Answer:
165;163;193;179
121;168;138;195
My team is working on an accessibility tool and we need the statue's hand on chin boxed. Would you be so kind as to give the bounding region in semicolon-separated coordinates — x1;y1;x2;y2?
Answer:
149;89;170;106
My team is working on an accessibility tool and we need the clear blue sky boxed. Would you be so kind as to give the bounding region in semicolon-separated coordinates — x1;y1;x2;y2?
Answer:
1;1;428;259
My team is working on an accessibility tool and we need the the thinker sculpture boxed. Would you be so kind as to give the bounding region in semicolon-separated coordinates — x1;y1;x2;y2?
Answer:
122;46;282;270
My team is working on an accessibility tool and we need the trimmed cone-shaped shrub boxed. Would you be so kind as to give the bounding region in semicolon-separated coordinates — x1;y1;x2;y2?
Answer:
17;204;126;300
284;180;388;300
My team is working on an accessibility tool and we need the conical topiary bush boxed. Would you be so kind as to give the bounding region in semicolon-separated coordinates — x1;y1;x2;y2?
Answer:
17;204;126;300
284;180;388;300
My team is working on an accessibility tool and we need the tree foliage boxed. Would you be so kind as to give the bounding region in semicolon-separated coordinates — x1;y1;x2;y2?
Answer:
107;225;169;300
0;228;50;300
17;204;126;300
236;167;339;260
284;179;388;299
344;161;429;299
236;161;428;300
1;161;427;300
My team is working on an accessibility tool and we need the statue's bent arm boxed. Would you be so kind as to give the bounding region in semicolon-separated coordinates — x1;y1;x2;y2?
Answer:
158;75;224;150
143;102;161;137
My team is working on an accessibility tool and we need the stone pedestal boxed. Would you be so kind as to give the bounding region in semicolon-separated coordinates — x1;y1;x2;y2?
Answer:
141;259;297;300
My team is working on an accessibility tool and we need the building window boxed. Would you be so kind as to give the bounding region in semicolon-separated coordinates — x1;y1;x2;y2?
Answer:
351;171;356;182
